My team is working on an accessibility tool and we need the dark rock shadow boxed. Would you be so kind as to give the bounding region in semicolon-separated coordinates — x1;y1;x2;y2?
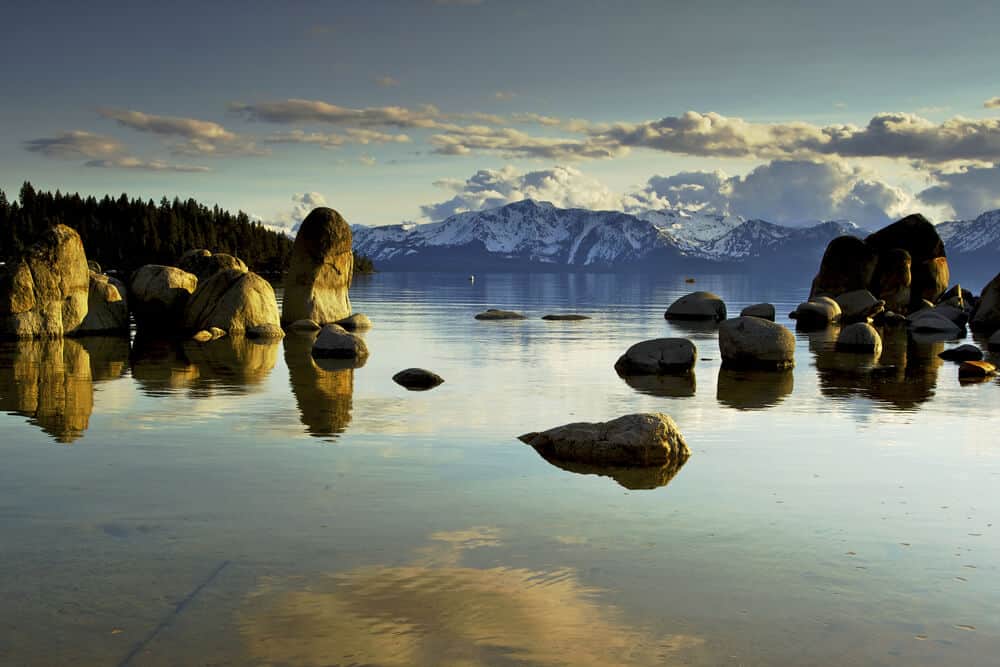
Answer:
531;449;689;490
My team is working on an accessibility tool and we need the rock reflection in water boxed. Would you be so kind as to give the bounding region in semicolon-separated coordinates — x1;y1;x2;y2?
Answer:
284;333;355;438
813;325;943;410
533;450;689;490
716;368;794;410
621;372;695;398
0;335;128;443
130;336;279;397
664;318;719;340
239;528;702;666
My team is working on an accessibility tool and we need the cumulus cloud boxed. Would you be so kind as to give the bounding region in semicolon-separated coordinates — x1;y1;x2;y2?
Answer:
918;163;1000;219
84;157;211;173
262;192;329;235
264;128;410;150
429;125;626;160
418;161;911;228
230;99;449;129
99;108;265;156
23;130;123;159
985;97;1000;109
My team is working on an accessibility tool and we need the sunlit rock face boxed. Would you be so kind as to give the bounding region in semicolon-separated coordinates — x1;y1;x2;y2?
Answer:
281;207;353;327
284;333;353;438
177;249;248;282
238;528;703;666
0;338;94;442
0;224;90;339
78;272;129;334
182;269;282;337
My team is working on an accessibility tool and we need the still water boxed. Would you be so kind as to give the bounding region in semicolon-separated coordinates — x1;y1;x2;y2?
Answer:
1;272;998;666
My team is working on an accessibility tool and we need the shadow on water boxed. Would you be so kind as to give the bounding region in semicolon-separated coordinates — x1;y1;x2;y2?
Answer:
716;368;794;411
237;527;703;666
283;332;356;439
130;335;280;397
0;335;129;443
810;325;943;410
531;449;689;490
620;372;696;398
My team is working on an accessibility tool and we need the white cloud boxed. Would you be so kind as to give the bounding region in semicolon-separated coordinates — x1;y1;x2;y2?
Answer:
264;192;329;235
84;157;211;173
984;96;1000;109
23;131;123;159
98;108;264;156
264;128;410;150
918;162;1000;219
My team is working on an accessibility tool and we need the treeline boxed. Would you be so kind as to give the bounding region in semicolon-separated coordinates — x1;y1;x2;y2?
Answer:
0;182;374;275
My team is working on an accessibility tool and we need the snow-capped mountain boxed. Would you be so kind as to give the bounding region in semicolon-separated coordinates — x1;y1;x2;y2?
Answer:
350;199;864;272
937;210;1000;254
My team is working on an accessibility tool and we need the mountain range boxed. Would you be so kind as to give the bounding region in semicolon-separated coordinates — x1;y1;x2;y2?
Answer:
352;199;1000;282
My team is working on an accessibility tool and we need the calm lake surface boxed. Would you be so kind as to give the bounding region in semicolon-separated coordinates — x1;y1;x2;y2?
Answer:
1;272;999;666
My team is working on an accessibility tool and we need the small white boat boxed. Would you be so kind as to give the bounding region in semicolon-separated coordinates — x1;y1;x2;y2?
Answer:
469;275;475;282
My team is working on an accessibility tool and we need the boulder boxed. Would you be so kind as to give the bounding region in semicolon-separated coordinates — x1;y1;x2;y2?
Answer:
971;272;1000;334
518;413;690;467
191;330;213;342
0;224;90;339
790;297;841;329
835;322;883;355
938;344;983;362
870;247;911;313
542;314;591;321
78;272;129;334
208;327;226;340
614;338;697;376
312;323;369;362
718;316;796;370
247;324;284;339
834;290;884;323
335;313;372;330
281;207;353;327
129;265;198;330
908;310;964;335
182;268;281;337
392;368;444;390
810;235;878;298
740;303;775;321
177;249;248;281
989;330;1000;351
87;260;102;274
865;214;949;308
288;318;321;332
938;284;974;312
475;309;526;320
958;360;996;380
664;291;726;321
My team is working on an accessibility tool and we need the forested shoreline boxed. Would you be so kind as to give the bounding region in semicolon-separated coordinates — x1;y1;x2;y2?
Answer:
0;182;374;275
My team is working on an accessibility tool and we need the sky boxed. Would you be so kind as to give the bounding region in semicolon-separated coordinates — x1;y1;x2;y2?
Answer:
3;0;1000;232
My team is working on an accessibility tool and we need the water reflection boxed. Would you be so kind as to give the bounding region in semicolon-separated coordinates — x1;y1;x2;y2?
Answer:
812;325;943;410
664;319;719;340
284;333;354;438
130;336;279;397
239;528;702;666
716;368;794;410
620;372;696;398
0;336;128;443
532;449;689;490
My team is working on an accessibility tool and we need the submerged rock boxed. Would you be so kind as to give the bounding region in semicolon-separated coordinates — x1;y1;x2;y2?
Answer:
392;368;444;390
740;303;775;321
542;314;591;321
614;338;696;376
0;224;90;339
518;413;690;467
475;309;526;320
312;324;369;362
718;316;795;370
664;291;726;322
835;322;882;355
281;207;354;327
938;344;983;362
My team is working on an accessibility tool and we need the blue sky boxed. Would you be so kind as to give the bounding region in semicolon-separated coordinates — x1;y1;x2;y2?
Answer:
3;0;1000;231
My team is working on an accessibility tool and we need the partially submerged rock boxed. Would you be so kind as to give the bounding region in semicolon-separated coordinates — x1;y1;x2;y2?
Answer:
475;309;526;320
129;265;198;331
182;268;282;337
0;224;90;339
312;324;369;362
518;412;689;467
938;344;982;362
335;313;372;330
541;314;591;321
790;297;841;329
835;289;884;324
958;360;996;380
835;322;882;355
281;207;354;327
392;368;444;390
908;310;964;336
740;303;775;321
718;316;795;370
614;338;696;376
664;291;726;322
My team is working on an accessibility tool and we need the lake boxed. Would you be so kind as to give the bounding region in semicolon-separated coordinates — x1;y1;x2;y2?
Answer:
1;271;998;666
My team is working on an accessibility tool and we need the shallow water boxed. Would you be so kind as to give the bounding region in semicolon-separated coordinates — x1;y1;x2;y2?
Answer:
1;272;999;666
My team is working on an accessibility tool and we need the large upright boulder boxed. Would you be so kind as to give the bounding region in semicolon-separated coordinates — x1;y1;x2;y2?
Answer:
182;268;282;337
971;271;1000;334
0;224;90;339
78;272;129;334
129;265;198;331
810;236;878;299
870;248;911;313
281;207;353;327
177;249;248;281
865;214;949;309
